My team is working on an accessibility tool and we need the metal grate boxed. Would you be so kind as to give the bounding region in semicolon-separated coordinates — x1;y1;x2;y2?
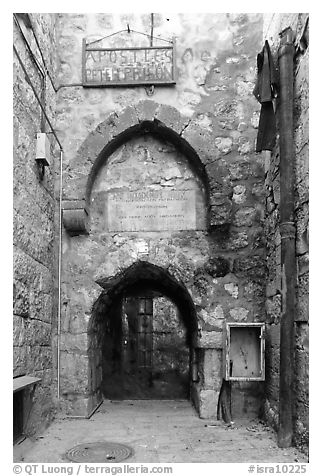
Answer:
65;441;133;463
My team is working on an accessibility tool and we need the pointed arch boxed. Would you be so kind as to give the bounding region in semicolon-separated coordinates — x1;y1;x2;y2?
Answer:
89;260;198;342
64;100;215;207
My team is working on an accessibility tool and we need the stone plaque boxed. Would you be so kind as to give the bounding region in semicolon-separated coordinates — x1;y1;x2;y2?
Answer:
107;189;196;232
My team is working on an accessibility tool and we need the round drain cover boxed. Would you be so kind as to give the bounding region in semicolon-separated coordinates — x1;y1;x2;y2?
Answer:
65;441;133;463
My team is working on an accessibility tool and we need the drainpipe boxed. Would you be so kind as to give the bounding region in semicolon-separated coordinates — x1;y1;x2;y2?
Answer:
277;27;296;448
57;149;63;400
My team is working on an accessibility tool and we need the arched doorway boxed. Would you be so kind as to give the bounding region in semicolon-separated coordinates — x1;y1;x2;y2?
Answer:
88;261;198;403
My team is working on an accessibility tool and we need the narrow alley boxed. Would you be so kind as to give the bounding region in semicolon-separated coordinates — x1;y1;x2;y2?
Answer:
14;400;307;463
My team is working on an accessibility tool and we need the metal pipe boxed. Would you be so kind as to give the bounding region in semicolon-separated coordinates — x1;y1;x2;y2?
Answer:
57;149;63;399
277;26;296;448
150;13;154;47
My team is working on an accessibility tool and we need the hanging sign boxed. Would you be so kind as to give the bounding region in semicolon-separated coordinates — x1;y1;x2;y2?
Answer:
82;39;176;87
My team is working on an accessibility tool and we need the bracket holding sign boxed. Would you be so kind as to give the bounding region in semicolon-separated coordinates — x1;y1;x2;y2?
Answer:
82;38;176;87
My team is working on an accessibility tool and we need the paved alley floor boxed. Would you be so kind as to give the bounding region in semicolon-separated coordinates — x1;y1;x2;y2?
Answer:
14;400;308;463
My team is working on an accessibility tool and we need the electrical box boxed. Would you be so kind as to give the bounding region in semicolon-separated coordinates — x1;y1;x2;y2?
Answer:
224;323;265;381
36;133;51;167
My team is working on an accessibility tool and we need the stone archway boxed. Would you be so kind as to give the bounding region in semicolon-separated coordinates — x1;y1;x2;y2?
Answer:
62;100;234;235
59;100;234;419
88;261;199;406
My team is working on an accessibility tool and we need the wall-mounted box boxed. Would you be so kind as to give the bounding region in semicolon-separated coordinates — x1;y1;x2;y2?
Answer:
223;323;265;381
36;133;51;167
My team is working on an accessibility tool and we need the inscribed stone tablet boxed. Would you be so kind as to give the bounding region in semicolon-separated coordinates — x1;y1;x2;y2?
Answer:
106;189;196;232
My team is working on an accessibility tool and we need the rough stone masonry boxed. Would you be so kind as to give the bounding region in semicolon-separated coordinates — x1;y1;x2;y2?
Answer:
12;13;308;452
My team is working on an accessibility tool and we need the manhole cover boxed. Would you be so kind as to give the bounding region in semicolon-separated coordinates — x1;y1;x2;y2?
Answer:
65;442;133;463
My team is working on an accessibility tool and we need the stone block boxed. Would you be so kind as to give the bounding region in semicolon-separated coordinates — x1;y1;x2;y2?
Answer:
111;105;139;138
265;295;282;321
209;205;232;227
204;256;230;277
229;307;250;321
237;136;252;155
13;248;53;323
295;202;309;255
62;200;89;235
13;209;53;268
13;280;30;317
266;323;280;346
233;184;247;203
224;283;239;299
228;158;252;180
245;280;266;303
67;312;91;334
60;395;91;417
296;184;309;213
198;389;220;419
297;254;309;278
233;255;267;279
26;320;52;346
201;349;222;389
232;207;257;227
13;315;25;347
13;346;28;376
198;308;225;331
29;290;53;324
60;333;89;352
295;323;309;350
215;137;233;154
182;125;218;164
196;330;223;349
135;100;160;123
224;231;249;250
27;345;53;371
155;103;189;134
296;273;309;322
252;182;265;199
95;13;114;29
59;351;90;393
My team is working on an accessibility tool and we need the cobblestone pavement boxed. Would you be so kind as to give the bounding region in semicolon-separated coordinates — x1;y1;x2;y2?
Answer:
14;400;308;463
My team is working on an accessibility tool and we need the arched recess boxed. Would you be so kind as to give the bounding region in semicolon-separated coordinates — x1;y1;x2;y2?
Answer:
62;100;233;235
85;117;210;208
88;261;199;406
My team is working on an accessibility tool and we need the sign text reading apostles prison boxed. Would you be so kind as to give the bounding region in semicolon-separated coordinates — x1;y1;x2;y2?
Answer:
82;40;176;87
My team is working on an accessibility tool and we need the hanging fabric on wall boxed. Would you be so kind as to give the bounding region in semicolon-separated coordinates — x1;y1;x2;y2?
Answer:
253;40;278;152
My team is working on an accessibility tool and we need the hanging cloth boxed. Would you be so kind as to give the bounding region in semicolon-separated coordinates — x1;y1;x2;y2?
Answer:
253;40;278;152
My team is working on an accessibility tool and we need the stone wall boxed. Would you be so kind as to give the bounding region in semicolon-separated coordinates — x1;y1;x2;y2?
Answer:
55;13;268;419
13;14;58;434
12;11;309;446
152;296;189;384
263;13;309;450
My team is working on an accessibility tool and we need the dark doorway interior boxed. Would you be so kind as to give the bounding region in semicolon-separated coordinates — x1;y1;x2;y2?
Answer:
101;289;190;400
13;390;23;443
